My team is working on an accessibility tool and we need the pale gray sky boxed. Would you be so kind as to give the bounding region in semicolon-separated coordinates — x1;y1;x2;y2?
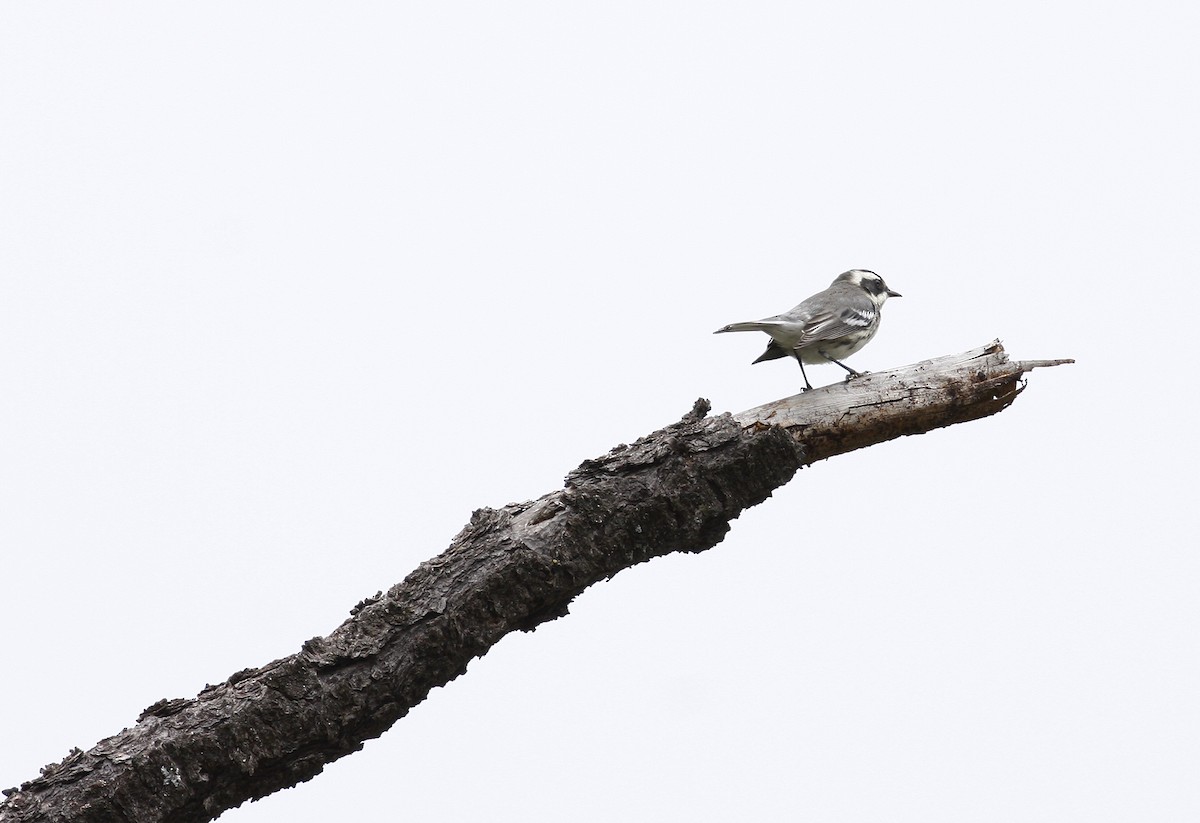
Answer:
2;3;1197;821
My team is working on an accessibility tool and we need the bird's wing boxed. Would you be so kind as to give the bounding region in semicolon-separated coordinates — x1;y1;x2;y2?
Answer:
752;341;791;363
787;290;878;349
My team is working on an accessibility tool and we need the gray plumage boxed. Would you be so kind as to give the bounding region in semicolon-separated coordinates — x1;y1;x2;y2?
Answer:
713;269;901;391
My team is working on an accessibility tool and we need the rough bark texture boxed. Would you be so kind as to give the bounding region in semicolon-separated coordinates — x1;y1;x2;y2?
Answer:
0;341;1070;823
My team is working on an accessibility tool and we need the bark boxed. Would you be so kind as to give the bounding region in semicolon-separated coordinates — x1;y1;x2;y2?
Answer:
0;341;1071;823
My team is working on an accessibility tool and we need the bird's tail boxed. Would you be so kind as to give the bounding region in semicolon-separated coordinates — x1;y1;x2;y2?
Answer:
713;321;772;334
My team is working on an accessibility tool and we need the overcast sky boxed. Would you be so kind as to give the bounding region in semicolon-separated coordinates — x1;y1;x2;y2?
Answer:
2;3;1197;821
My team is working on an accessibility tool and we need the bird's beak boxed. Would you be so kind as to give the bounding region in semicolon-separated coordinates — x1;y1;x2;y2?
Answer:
887;290;902;298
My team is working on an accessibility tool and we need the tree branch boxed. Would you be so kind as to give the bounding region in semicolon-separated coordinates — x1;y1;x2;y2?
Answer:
734;340;1073;462
0;341;1071;823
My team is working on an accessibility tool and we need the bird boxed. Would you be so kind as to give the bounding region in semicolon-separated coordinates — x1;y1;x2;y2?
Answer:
713;269;901;391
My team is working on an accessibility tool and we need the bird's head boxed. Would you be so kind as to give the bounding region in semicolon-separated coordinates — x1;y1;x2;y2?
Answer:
835;269;902;304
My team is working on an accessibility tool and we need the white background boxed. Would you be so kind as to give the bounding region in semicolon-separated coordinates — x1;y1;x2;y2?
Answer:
2;3;1197;821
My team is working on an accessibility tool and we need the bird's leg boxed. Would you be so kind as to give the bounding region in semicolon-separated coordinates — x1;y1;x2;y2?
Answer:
796;357;814;392
819;351;864;381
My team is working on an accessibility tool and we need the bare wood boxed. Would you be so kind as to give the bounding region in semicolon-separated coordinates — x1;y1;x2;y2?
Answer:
0;341;1071;823
735;340;1073;463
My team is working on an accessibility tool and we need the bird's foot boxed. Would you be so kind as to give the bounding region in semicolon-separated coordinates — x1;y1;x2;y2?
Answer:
843;370;867;382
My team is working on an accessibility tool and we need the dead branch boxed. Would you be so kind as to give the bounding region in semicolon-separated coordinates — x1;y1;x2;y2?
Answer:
0;341;1071;823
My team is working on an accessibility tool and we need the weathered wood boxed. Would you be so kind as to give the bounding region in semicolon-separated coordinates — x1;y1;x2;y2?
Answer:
0;341;1070;823
735;340;1073;463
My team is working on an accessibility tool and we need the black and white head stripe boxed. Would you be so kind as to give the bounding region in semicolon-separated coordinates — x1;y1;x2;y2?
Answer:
846;270;901;300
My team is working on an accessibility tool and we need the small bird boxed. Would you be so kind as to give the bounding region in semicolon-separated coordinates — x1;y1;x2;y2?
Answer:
713;269;901;391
